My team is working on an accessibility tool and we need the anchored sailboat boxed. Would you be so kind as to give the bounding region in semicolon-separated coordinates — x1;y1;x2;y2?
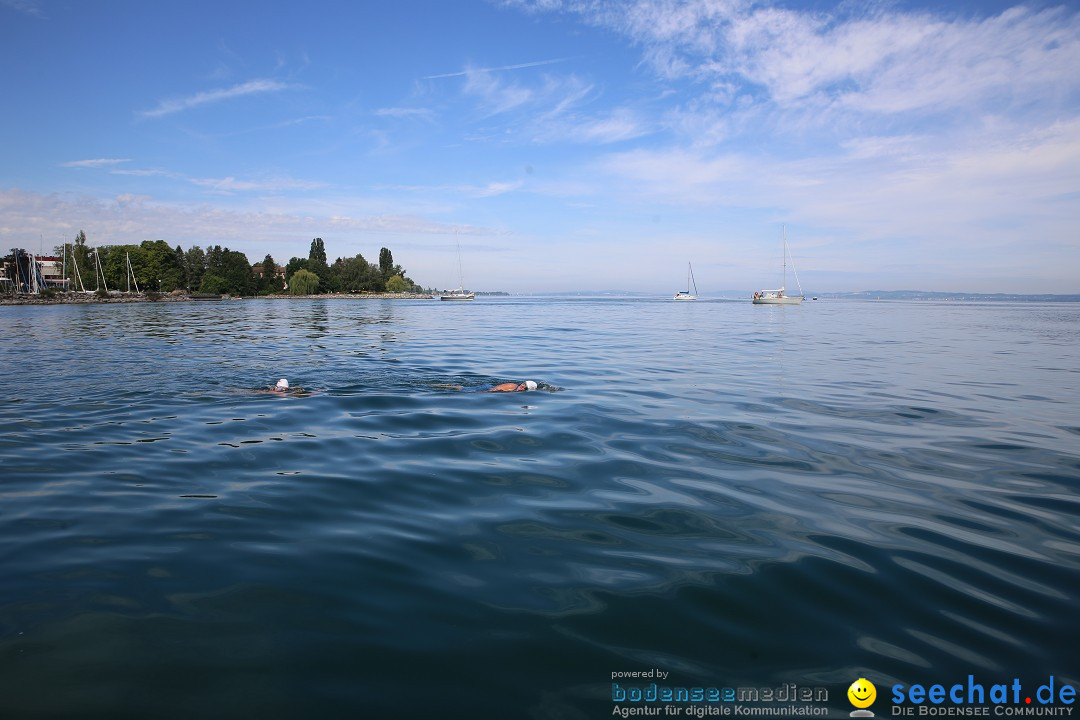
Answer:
674;263;698;300
752;225;803;305
440;243;475;301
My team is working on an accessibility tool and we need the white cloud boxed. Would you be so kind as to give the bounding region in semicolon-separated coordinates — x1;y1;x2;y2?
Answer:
189;176;326;193
0;0;43;16
489;0;1080;292
139;78;297;119
109;167;325;194
374;179;525;199
0;188;496;258
590;114;1080;282
462;66;538;115
537;1;1080;127
110;168;179;179
456;67;647;145
61;158;131;168
424;57;569;80
471;181;524;198
543;107;650;144
373;107;435;119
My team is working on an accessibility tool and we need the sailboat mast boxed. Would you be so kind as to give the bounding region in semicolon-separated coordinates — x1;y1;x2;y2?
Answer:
455;242;467;292
782;224;787;291
96;248;109;292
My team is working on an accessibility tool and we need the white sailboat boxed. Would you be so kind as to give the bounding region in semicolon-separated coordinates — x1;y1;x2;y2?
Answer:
440;243;475;301
752;225;803;305
673;262;698;300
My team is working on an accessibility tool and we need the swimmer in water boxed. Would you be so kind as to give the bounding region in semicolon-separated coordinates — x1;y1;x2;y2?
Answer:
256;378;310;394
436;380;540;392
488;381;538;392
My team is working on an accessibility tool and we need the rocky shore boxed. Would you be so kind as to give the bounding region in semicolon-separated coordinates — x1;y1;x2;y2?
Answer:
0;291;435;306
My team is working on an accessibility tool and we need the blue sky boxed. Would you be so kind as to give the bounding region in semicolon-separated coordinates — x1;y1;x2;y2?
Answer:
1;0;1078;293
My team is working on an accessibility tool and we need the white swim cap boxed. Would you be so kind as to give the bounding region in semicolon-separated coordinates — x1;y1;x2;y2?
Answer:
276;378;289;389
524;381;538;391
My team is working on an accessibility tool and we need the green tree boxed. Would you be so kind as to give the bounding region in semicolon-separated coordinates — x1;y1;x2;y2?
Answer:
204;245;224;278
174;245;186;289
259;253;283;294
385;274;408;292
183;245;205;291
308;238;331;293
331;253;383;292
204;245;253;295
199;273;228;294
309;238;327;265
219;249;254;295
102;244;141;291
285;256;310;285
140;240;183;291
379;248;393;278
288;268;320;295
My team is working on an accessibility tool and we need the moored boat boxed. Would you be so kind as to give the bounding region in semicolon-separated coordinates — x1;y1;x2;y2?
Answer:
440;243;475;301
752;225;804;305
674;262;698;300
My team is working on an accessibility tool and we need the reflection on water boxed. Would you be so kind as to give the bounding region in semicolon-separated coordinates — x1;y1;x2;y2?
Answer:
1;298;1078;717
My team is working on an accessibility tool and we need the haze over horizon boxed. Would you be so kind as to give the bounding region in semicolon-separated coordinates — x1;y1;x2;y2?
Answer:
2;0;1078;295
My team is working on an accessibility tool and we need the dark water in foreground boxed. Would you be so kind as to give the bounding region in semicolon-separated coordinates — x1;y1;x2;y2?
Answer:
1;297;1078;719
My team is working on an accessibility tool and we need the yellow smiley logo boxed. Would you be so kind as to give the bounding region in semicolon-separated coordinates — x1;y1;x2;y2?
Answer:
848;678;877;709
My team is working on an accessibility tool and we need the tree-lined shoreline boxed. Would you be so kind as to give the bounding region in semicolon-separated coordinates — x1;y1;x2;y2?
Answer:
2;231;426;297
0;290;434;306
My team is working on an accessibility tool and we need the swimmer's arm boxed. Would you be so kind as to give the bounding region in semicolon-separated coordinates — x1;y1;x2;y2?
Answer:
489;383;521;392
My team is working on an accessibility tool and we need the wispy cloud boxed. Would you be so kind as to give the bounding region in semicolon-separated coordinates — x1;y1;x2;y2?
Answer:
266;115;332;129
497;0;1080;292
61;158;131;168
139;78;297;119
520;1;1080;134
378;179;525;199
470;180;524;198
374;107;435;119
0;188;495;256
535;107;650;144
0;0;43;17
110;167;324;194
111;168;183;179
189;175;326;193
462;67;538;115
593;115;1080;253
462;67;595;121
424;57;569;80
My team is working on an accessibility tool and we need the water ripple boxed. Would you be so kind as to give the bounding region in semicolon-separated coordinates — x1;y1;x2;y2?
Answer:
1;298;1078;716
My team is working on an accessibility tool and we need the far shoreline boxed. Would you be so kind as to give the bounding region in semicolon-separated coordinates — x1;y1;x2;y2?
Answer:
0;291;435;306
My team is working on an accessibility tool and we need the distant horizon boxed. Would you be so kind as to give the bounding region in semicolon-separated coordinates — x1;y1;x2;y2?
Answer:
2;0;1078;294
478;289;1080;299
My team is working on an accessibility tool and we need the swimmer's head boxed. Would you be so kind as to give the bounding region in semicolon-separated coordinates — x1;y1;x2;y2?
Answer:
275;378;289;391
524;380;538;391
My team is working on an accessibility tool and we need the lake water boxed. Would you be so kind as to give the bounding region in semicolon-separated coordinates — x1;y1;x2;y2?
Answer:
1;297;1078;718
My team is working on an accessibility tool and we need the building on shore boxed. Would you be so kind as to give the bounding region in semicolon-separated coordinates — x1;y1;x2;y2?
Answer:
1;254;71;293
252;263;286;282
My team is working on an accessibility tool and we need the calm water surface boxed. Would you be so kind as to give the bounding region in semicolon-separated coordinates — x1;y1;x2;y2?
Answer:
1;297;1078;718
